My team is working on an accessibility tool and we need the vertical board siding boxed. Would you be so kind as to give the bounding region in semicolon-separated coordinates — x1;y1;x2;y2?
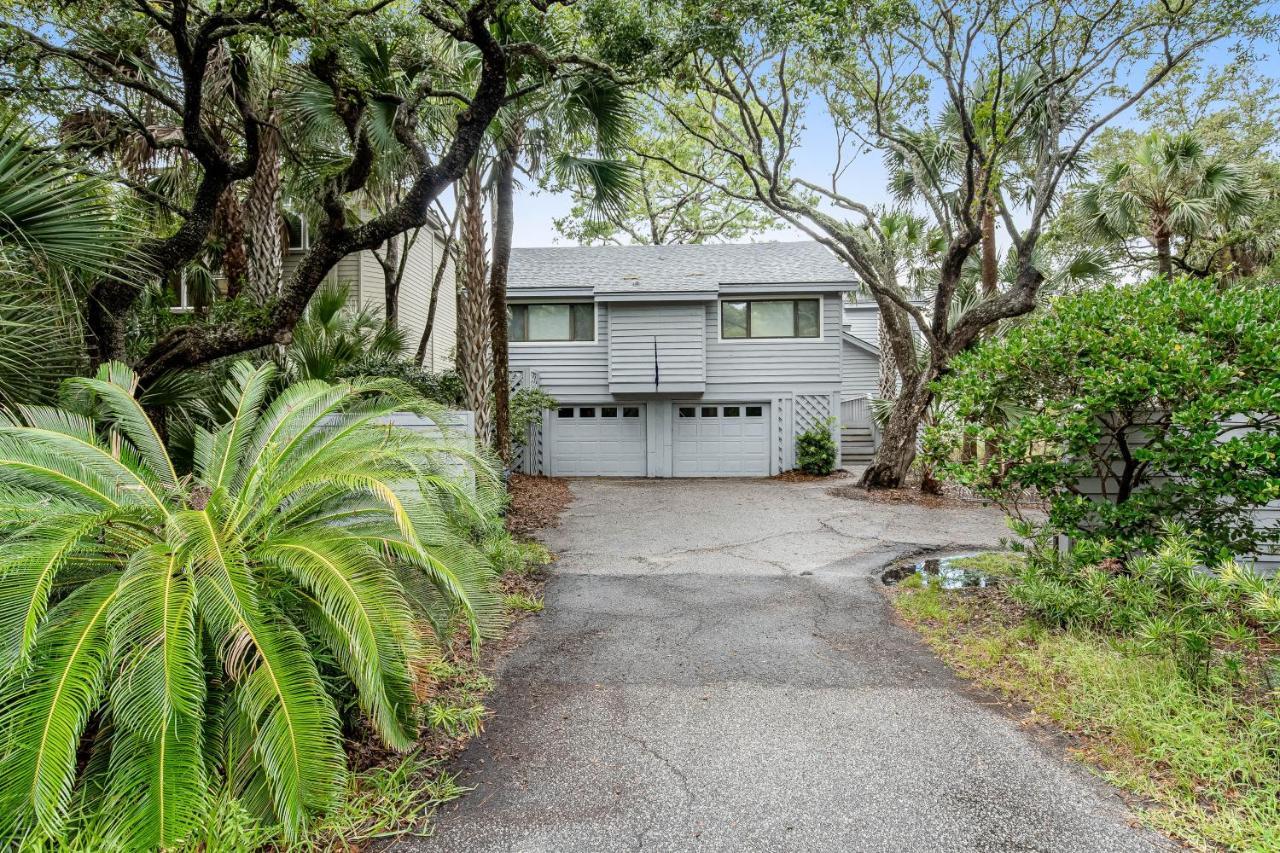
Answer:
608;304;706;390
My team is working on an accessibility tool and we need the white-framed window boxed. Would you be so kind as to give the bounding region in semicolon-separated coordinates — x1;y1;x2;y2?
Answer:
171;274;196;313
720;298;821;339
285;212;309;252
509;302;595;343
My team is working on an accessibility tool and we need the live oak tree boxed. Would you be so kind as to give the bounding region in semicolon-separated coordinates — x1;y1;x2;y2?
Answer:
554;99;779;245
650;0;1267;488
0;0;667;386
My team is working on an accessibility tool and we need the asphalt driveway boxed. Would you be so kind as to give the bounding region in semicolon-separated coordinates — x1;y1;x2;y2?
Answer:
405;478;1165;852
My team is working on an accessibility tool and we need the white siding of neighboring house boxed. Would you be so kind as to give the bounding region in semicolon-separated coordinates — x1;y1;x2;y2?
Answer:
844;304;881;349
280;226;458;370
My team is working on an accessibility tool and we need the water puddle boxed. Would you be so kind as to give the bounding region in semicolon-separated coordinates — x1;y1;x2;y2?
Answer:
881;553;997;589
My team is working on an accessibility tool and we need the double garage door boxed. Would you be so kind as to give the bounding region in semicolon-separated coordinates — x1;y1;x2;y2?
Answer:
548;402;770;477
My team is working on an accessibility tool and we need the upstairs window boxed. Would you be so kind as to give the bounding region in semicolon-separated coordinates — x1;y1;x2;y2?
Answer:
721;299;821;339
509;303;595;342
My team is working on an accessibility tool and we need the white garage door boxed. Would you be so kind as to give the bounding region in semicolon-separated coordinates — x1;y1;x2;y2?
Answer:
549;404;647;476
672;403;770;477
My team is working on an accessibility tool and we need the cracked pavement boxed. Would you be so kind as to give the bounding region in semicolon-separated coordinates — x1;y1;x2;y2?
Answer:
402;478;1167;852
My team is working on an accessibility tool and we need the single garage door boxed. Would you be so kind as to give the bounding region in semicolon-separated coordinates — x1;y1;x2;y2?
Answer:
672;403;770;476
549;404;647;476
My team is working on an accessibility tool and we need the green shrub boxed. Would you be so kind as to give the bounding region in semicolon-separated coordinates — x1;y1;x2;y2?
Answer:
0;361;502;847
927;277;1280;557
796;417;837;475
334;356;466;407
1007;521;1280;687
510;387;557;450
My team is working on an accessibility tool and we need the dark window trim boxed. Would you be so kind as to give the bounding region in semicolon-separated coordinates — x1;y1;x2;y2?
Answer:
509;302;596;343
720;298;821;340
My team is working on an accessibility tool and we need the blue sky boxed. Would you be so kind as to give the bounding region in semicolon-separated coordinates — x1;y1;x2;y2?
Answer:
509;37;1280;248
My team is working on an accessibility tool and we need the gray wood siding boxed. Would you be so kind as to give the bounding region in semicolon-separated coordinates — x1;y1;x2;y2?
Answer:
509;303;611;397
844;306;880;348
705;293;842;387
841;339;879;398
608;304;705;392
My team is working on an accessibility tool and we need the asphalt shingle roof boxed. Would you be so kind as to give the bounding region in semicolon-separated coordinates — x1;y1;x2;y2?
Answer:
508;241;856;292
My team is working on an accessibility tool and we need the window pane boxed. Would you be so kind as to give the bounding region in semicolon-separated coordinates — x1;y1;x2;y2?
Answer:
701;406;718;418
745;406;763;417
579;407;596;418
796;300;821;337
678;407;696;418
509;305;528;342
723;406;740;417
558;407;574;418
750;301;796;337
528;304;572;340
602;407;618;418
572;303;595;341
622;407;640;418
722;301;748;338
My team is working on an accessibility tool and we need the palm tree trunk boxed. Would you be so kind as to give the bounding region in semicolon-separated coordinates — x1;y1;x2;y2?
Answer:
488;135;519;464
245;120;283;303
876;310;897;400
1155;228;1173;278
456;164;492;444
214;187;248;299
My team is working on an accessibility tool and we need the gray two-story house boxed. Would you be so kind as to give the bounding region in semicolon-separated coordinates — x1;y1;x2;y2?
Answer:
508;241;882;477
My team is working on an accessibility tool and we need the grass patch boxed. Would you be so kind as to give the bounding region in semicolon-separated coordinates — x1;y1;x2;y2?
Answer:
891;579;1280;851
947;551;1024;577
504;591;545;613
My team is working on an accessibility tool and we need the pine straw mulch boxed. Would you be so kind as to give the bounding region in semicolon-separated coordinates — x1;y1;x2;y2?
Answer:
504;473;574;535
771;468;852;483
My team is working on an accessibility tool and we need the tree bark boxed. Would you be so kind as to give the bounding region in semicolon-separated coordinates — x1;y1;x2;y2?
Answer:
245;120;283;303
876;309;897;400
379;231;402;329
456;164;493;444
488;134;519;464
1155;228;1172;278
861;378;934;488
213;187;247;299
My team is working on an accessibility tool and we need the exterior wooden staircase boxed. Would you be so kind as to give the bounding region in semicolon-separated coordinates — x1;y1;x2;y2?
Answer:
839;394;879;467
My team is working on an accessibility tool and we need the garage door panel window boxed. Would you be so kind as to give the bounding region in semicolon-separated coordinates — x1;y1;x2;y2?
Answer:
678;407;696;418
602;407;618;417
746;406;763;417
510;303;595;342
623;407;640;418
700;406;717;418
723;406;740;417
558;407;574;418
721;299;821;339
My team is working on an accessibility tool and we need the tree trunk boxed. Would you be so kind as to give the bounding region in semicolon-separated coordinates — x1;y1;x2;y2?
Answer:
981;201;998;299
860;380;933;488
1154;228;1172;278
876;309;897;400
980;200;998;463
456;164;493;445
488;135;518;464
214;187;248;299
245;120;283;303
415;213;458;366
380;232;402;329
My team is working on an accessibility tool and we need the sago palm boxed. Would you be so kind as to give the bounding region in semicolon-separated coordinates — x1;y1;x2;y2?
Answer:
0;360;500;847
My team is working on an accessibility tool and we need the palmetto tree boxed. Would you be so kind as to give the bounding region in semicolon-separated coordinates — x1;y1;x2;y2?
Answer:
1074;131;1263;277
0;360;499;847
0;121;126;407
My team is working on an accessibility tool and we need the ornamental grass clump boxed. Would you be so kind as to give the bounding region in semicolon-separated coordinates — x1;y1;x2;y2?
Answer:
0;360;502;848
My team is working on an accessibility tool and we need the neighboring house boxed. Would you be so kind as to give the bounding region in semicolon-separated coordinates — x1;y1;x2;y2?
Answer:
174;215;459;371
507;241;883;477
